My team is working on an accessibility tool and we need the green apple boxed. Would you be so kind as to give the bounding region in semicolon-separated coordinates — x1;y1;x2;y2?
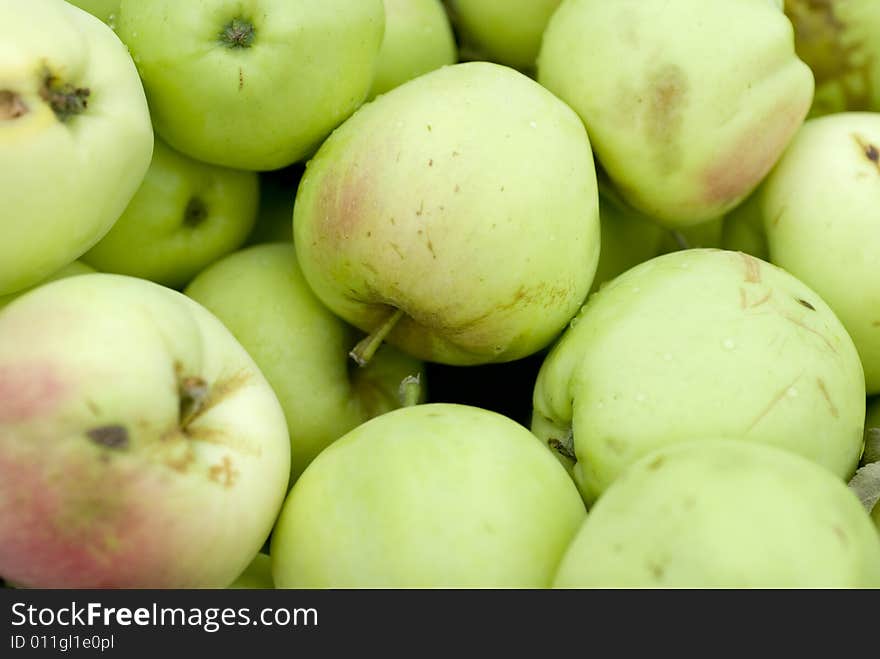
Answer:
115;0;385;171
81;138;259;289
0;273;290;588
532;249;865;504
294;62;600;366
721;189;769;260
64;0;118;23
0;261;94;310
244;166;302;246
271;403;586;588
229;552;273;589
185;243;425;481
590;191;664;294
553;439;880;588
0;0;153;296
763;113;880;394
446;0;562;72
785;0;880;117
369;0;456;100
538;0;814;228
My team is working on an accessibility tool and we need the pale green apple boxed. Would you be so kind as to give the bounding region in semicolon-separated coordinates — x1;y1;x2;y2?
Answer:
82;138;259;289
538;0;814;228
763;113;880;394
0;0;153;296
64;0;118;23
721;189;770;260
294;62;600;366
229;552;273;589
271;403;586;588
785;0;880;117
446;0;562;72
115;0;385;170
0;273;290;588
0;261;94;310
532;249;865;504
553;440;880;588
185;243;425;481
590;191;664;294
369;0;456;100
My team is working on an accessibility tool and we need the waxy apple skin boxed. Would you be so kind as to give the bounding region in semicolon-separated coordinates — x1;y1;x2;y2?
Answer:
763;113;880;395
0;261;94;310
116;0;385;171
533;249;866;503
294;62;600;365
83;138;259;289
538;0;814;227
553;440;880;588
0;274;290;588
186;243;425;481
271;403;586;588
0;0;153;296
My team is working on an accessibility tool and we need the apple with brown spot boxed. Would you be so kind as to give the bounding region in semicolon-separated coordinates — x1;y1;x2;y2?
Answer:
537;0;814;228
0;273;290;588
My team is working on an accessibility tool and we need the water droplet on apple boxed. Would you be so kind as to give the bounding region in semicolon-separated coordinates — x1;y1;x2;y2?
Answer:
663;353;673;362
787;387;799;398
529;120;537;128
635;393;646;403
722;338;736;350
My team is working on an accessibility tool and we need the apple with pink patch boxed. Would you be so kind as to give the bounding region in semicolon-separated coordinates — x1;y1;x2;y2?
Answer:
0;273;290;588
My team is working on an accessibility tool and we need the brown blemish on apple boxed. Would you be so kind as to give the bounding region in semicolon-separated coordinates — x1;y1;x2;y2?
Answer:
647;455;665;470
745;374;802;432
208;455;238;488
703;101;806;207
780;313;838;353
816;378;839;418
547;438;576;461
797;298;816;311
852;133;880;173
739;252;762;283
39;70;90;123
832;523;848;546
740;287;772;309
646;64;688;173
0;90;27;119
86;425;130;450
238;67;244;91
0;364;65;423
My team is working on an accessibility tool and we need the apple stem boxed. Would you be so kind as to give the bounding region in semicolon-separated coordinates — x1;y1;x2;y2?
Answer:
179;376;210;428
397;374;422;408
671;230;690;250
350;308;404;367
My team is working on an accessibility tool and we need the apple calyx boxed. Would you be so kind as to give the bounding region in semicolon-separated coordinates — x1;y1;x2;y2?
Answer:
86;424;130;450
179;376;210;428
220;18;256;49
39;71;89;123
350;308;405;367
548;428;576;462
0;90;28;120
397;374;422;408
183;197;209;227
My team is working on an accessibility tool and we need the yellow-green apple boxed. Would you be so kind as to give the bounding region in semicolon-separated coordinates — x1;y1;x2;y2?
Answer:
0;274;290;588
532;249;865;504
537;0;814;227
294;62;600;366
82;138;259;289
721;189;769;260
553;440;880;588
0;261;94;310
64;0;118;23
186;243;425;481
229;552;273;589
0;0;153;296
369;0;456;100
763;113;880;394
115;0;385;170
446;0;562;72
271;403;586;588
785;0;880;117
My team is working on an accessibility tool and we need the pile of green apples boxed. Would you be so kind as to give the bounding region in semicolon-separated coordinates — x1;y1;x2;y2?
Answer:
1;0;879;589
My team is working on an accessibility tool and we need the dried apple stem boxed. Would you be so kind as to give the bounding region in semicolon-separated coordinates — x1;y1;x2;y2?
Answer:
398;374;422;408
350;307;404;367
